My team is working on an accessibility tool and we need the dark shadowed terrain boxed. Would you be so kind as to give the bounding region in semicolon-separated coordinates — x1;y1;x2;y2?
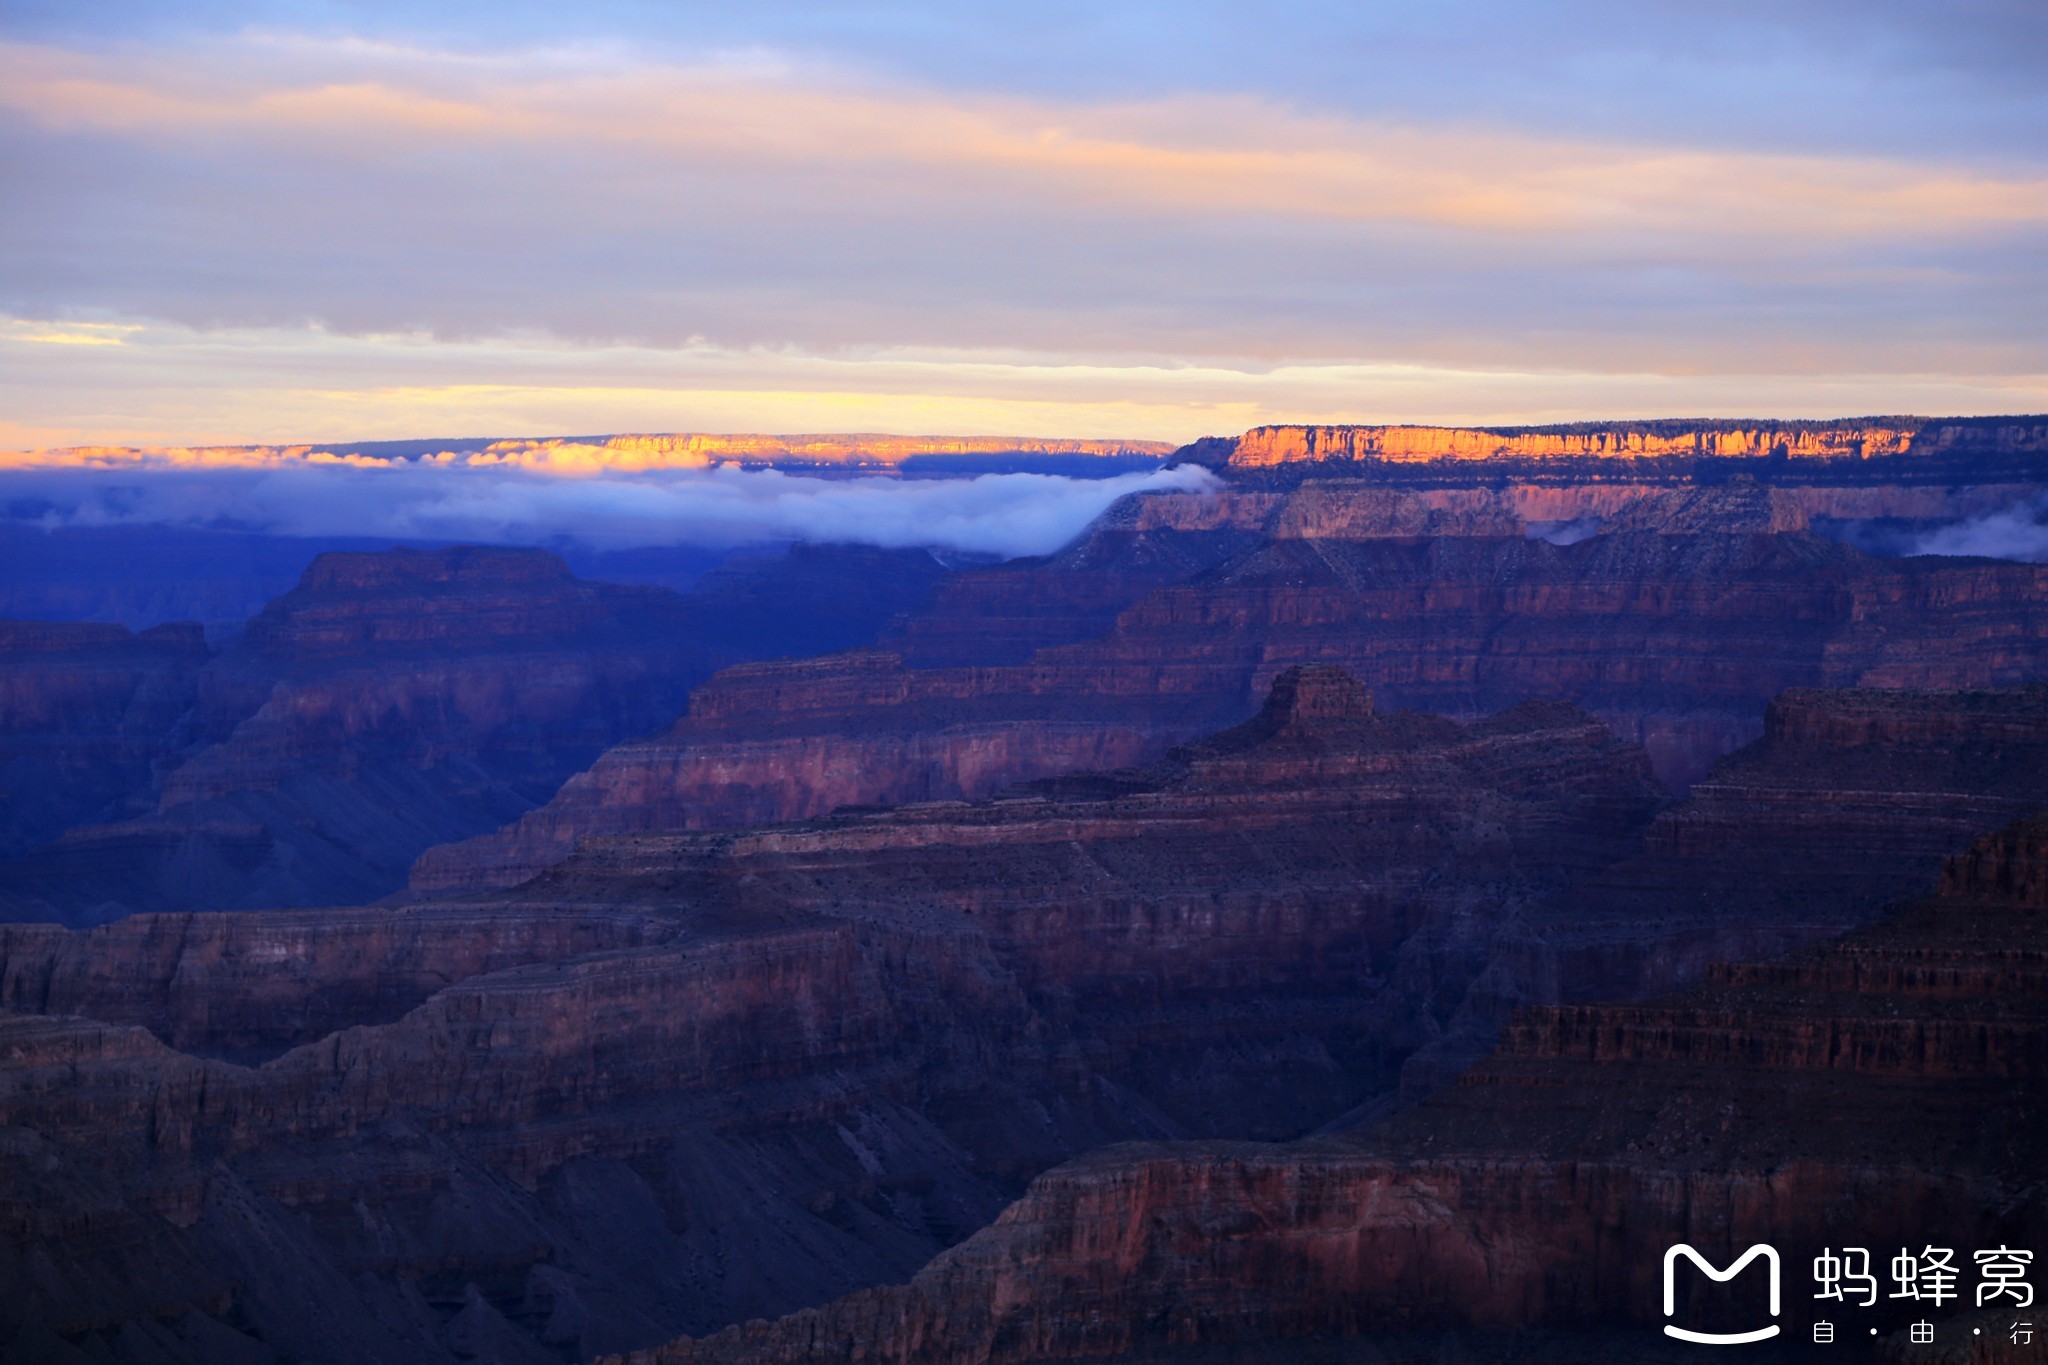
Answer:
3;419;2047;1365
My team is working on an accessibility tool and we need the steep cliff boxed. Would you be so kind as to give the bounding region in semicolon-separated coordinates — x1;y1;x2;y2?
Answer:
0;668;1670;1363
0;543;949;923
615;809;2048;1365
0;620;208;859
0;904;681;1060
424;494;2048;897
1545;683;2048;994
408;649;1183;895
9;677;2048;1364
1193;416;2048;484
496;668;1666;1137
412;523;1278;895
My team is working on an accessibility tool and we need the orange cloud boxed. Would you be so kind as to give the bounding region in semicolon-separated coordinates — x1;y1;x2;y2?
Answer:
3;39;2042;242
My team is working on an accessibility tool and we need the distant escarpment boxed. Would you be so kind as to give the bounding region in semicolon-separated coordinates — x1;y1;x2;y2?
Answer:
423;479;2048;895
1178;415;2048;485
40;432;1176;477
411;521;1269;894
0;620;207;859
0;543;948;923
612;806;2048;1365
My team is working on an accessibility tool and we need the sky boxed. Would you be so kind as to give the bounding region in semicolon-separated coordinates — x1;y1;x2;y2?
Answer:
3;1;2046;449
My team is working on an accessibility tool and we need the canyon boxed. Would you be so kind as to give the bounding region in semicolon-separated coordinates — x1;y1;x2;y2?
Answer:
612;803;2048;1365
0;543;948;923
9;420;2046;917
2;419;2046;1365
6;670;2048;1363
0;667;1663;1361
421;457;2048;897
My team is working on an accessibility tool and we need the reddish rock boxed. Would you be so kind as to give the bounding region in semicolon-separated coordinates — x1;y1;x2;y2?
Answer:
1204;416;2048;476
10;676;2048;1363
0;668;1671;1360
0;904;679;1059
431;498;2048;897
614;812;2048;1365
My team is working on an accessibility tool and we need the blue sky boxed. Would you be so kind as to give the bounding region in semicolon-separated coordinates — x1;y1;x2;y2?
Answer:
3;1;2044;447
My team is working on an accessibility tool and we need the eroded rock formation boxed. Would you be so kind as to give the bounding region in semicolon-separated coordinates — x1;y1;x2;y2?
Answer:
0;620;208;859
0;544;948;923
0;668;1670;1363
10;675;2048;1364
615;807;2048;1365
1194;416;2048;480
424;479;2048;896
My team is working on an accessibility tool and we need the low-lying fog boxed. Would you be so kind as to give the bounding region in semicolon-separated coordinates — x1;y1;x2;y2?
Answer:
3;461;1219;558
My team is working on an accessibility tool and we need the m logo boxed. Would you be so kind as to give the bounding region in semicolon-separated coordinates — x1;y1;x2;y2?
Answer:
1663;1243;1782;1344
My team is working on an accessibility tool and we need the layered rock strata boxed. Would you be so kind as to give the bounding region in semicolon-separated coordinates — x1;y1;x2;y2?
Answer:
0;620;207;859
412;523;1273;893
499;668;1666;1137
0;543;948;922
0;904;681;1060
1191;416;2048;483
9;677;2048;1364
616;811;2048;1365
425;486;2048;895
1529;684;2048;1005
0;668;1668;1363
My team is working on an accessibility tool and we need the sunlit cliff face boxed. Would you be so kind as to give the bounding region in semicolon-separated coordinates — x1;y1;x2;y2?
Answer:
2;1;2046;447
0;434;1173;475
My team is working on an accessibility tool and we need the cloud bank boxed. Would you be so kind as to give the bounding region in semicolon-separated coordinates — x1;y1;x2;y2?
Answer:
0;461;1219;559
1906;496;2048;563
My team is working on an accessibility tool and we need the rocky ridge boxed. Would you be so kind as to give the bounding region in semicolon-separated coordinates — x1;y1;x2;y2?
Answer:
11;676;2048;1363
0;543;949;923
614;807;2048;1365
421;481;2048;895
1189;416;2048;482
0;667;1670;1363
30;433;1175;476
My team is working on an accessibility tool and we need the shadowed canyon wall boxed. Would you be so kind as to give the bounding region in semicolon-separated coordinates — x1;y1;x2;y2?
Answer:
421;472;2048;897
613;806;2048;1365
2;422;2046;1365
0;544;949;924
0;620;208;859
7;675;2048;1363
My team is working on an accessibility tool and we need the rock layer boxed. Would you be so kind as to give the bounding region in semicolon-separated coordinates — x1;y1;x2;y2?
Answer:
9;678;2048;1364
617;809;2048;1365
0;543;949;922
424;491;2048;894
1199;416;2048;480
0;621;207;859
12;679;2048;1358
0;669;1672;1363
